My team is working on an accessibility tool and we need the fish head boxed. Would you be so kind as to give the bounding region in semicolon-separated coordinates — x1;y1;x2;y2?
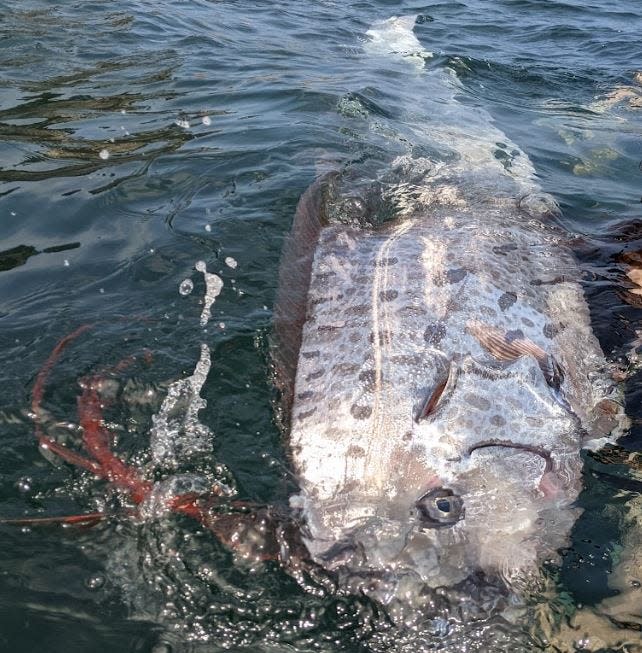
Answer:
293;353;584;601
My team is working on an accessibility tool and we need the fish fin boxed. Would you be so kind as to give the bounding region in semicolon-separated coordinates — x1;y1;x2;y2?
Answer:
415;360;456;422
271;172;338;419
468;322;564;390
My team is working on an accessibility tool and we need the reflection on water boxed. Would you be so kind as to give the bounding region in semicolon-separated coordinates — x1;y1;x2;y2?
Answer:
0;0;641;652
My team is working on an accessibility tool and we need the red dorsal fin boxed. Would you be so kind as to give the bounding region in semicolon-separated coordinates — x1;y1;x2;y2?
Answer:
271;172;338;419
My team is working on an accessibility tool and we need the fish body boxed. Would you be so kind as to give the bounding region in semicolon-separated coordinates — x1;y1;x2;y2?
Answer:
280;170;623;596
273;15;627;606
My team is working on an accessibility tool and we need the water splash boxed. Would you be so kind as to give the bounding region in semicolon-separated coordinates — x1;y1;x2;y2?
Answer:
149;343;213;469
195;260;223;327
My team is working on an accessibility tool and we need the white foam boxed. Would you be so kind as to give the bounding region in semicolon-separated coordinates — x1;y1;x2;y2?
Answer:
365;15;432;67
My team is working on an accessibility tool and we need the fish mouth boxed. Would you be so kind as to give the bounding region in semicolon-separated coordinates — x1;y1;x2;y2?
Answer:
467;440;553;474
467;440;558;498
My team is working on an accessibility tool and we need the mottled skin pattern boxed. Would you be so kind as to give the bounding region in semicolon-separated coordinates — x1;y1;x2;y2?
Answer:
287;178;625;593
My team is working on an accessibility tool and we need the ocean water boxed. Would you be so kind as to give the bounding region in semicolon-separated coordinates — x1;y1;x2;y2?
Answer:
0;1;641;651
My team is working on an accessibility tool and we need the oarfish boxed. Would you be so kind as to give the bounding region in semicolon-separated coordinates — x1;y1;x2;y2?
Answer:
272;16;627;608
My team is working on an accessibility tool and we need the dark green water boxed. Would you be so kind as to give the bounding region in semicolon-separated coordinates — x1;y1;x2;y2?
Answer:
0;1;641;651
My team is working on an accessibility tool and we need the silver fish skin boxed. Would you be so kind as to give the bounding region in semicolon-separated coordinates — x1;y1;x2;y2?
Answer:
276;162;626;598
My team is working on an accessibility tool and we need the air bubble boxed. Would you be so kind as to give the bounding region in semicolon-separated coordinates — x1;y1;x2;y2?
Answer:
224;256;238;269
202;115;212;126
179;279;194;296
16;477;32;493
85;573;105;590
99;149;110;160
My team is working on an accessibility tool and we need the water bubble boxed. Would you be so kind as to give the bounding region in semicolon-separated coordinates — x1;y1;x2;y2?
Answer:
16;477;32;493
175;117;190;129
63;259;70;267
179;278;194;296
85;573;105;590
99;149;110;160
10;211;16;216
224;256;238;269
205;224;212;232
202;115;212;126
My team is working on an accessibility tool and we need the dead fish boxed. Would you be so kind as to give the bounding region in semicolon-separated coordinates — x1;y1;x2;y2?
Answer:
272;161;628;606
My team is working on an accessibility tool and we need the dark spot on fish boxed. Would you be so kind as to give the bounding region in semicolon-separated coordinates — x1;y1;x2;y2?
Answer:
317;324;341;333
347;445;366;457
479;305;498;318
351;404;372;420
402;431;413;442
543;323;558;339
302;350;320;359
352;275;370;285
315;271;336;283
492;243;518;256
531;275;570;286
297;390;314;401
359;369;376;388
446;268;467;283
506;329;525;342
490;415;506;427
379;289;398;302
376;257;398;267
521;317;535;328
498;291;517;311
333;362;360;375
349;331;361;343
398;304;427;316
464;393;491;412
306;369;325;381
424;322;446;345
311;296;330;306
298;407;317;420
345;304;370;316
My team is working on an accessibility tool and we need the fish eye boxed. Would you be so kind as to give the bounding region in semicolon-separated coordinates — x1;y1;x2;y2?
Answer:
435;497;451;512
415;488;464;528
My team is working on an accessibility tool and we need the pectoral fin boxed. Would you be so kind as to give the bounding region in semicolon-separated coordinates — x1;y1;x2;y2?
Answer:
468;322;564;390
